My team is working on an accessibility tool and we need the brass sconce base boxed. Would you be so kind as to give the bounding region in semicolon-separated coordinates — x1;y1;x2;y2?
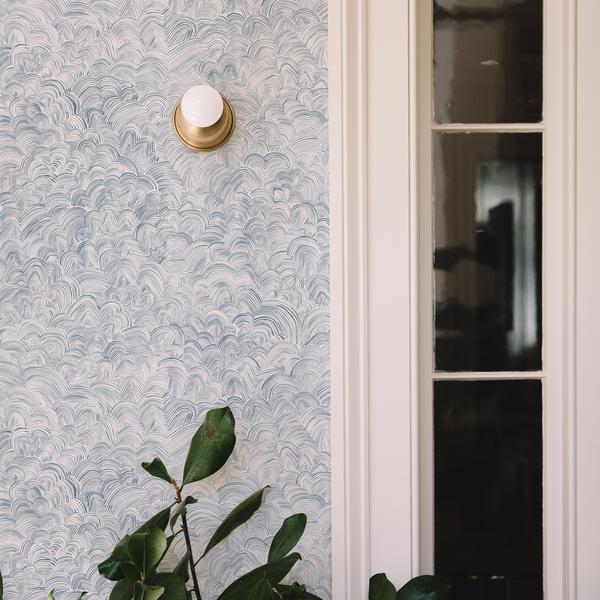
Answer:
172;94;235;152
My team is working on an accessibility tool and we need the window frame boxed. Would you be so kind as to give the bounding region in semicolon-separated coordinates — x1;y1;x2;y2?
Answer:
330;0;581;597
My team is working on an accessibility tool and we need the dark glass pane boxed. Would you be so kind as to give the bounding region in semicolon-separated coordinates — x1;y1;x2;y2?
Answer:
434;380;543;600
433;0;543;124
433;132;542;372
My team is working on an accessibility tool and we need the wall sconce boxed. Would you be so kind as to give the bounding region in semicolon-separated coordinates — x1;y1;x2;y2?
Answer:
172;84;235;152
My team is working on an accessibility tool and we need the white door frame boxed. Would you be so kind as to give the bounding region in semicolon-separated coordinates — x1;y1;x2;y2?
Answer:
330;0;598;598
330;0;414;595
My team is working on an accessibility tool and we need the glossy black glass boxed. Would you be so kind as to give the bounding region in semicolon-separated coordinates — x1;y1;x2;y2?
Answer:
433;132;542;372
434;0;543;124
434;379;543;600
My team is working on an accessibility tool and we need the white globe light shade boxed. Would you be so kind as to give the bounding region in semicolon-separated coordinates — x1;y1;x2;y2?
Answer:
180;85;224;128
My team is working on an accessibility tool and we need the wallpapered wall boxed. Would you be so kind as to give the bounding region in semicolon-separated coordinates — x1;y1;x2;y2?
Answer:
0;0;330;597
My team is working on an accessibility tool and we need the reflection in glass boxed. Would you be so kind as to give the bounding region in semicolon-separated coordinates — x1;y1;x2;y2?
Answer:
434;0;543;124
434;379;543;600
433;133;542;372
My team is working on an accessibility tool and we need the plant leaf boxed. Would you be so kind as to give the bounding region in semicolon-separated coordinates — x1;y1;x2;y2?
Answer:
148;573;189;600
268;514;307;565
142;459;173;484
99;541;131;581
273;583;324;600
99;507;171;581
396;575;451;600
104;545;135;566
169;496;198;533
48;591;55;600
141;525;168;573
199;487;269;560
74;593;88;600
133;581;164;600
369;573;397;600
109;579;134;600
181;407;236;487
127;526;168;577
216;553;302;600
143;506;172;533
122;562;142;584
247;578;274;600
173;551;191;584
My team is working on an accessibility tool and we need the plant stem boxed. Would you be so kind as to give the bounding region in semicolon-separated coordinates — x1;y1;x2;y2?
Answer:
181;511;203;600
173;479;202;600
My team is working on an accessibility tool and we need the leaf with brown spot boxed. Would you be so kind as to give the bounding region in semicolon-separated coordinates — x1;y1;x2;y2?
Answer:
181;407;236;487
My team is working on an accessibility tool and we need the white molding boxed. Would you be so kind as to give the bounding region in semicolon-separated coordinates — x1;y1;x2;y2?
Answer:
431;371;546;380
431;123;546;132
331;0;587;597
331;0;415;594
565;0;578;597
365;0;414;589
409;0;420;579
330;0;371;595
575;0;600;597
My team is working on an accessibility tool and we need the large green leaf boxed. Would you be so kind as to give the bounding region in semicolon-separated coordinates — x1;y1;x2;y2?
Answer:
247;578;274;600
127;526;168;578
48;591;55;600
216;553;302;600
148;573;189;600
268;514;307;565
133;581;164;600
121;562;143;584
99;507;171;581
104;545;134;566
170;496;198;533
396;576;451;600
273;583;323;600
173;551;191;584
142;459;173;484
109;578;134;600
99;538;131;582
369;573;397;600
199;487;269;561
181;407;236;487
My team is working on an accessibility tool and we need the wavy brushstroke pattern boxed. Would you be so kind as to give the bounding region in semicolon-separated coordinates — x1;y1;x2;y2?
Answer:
0;0;330;597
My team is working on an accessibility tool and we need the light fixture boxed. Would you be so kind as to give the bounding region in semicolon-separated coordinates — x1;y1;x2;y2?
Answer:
172;84;236;152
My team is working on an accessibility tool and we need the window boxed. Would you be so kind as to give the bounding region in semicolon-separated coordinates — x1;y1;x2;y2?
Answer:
418;1;569;598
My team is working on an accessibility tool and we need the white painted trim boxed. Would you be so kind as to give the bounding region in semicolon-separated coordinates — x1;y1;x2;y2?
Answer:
565;0;578;597
409;0;421;580
432;372;546;380
330;0;371;595
365;0;414;589
331;0;415;594
431;124;546;132
416;0;435;574
575;1;600;597
331;0;590;597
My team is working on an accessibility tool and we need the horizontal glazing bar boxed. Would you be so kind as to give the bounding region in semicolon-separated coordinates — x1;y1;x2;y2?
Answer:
432;123;545;132
432;371;545;380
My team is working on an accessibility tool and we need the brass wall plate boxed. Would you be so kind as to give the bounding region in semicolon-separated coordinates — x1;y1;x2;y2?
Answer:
172;94;235;152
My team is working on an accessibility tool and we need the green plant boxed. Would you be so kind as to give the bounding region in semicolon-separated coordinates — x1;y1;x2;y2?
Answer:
98;406;321;600
368;573;451;600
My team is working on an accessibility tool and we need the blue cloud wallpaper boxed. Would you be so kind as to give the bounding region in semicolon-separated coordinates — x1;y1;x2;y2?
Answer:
0;0;330;598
